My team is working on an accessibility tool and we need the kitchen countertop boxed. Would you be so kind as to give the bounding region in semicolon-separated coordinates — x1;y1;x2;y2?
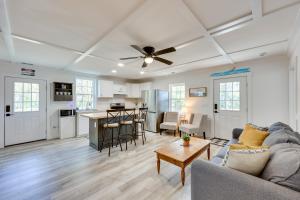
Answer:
80;108;139;120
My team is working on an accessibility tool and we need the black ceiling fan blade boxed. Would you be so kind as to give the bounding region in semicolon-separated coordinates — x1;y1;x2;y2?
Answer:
120;56;142;60
131;45;147;55
153;47;176;56
142;62;148;68
154;57;173;65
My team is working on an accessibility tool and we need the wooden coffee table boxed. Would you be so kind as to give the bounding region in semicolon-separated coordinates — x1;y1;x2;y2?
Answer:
155;137;210;186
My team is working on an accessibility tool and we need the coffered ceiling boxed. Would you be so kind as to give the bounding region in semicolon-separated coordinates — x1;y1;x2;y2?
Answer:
0;0;299;79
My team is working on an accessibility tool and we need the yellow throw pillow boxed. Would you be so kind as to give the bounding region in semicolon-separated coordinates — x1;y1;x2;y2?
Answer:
239;124;269;146
230;144;269;150
222;145;270;176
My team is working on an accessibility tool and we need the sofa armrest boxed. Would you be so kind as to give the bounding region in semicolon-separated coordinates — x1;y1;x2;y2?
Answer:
232;128;243;139
191;160;300;200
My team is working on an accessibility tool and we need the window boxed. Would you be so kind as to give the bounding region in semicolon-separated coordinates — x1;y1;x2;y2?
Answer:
219;81;240;111
76;79;95;110
14;82;39;112
169;83;185;112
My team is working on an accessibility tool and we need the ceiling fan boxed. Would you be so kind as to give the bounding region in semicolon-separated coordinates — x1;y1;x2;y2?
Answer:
120;45;176;68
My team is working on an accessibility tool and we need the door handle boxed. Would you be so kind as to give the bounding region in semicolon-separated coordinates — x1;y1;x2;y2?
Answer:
5;113;14;117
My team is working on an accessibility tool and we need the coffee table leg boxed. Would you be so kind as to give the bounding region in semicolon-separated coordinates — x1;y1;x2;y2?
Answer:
181;167;185;186
207;144;211;160
157;155;160;174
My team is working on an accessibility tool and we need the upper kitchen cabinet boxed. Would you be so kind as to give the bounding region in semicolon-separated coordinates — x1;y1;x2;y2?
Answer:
113;84;127;95
140;82;152;92
126;83;140;98
98;80;114;98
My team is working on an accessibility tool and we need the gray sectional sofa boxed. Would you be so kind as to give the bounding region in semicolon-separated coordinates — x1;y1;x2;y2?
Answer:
191;122;300;200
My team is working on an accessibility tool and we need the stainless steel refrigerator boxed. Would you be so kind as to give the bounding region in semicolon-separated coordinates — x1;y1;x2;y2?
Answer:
141;89;169;133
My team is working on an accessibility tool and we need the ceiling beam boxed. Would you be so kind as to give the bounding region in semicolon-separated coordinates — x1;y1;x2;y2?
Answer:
181;0;234;64
251;0;263;20
0;0;15;61
66;0;150;69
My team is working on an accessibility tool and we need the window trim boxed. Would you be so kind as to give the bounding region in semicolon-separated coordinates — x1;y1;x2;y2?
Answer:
75;77;96;110
169;83;186;112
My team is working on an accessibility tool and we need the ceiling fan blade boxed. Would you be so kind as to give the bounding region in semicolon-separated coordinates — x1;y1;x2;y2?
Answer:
154;57;173;65
142;62;148;68
120;56;142;60
153;47;176;56
131;45;147;55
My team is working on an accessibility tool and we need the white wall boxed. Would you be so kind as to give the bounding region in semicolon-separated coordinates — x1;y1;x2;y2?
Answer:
289;30;300;132
0;60;98;148
151;55;290;137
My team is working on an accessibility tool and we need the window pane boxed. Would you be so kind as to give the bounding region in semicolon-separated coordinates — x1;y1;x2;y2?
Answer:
14;93;23;102
233;92;240;100
14;103;23;112
76;79;83;86
14;82;23;92
32;84;39;93
233;82;240;91
226;101;233;110
220;101;226;110
220;83;226;92
226;91;233;101
32;93;39;101
220;92;226;101
226;82;232;91
23;93;32;102
32;102;39;111
23;83;31;92
232;101;240;111
23;102;32;112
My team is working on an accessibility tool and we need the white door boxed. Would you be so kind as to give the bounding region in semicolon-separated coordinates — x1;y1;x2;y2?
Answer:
213;76;248;139
4;77;47;146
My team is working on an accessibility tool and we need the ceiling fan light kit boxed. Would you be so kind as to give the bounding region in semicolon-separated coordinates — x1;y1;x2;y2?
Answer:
120;45;176;68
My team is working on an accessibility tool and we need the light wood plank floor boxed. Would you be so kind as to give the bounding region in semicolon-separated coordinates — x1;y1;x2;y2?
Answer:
0;132;220;200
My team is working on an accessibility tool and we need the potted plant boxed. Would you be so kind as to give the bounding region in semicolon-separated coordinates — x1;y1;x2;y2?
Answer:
182;133;190;146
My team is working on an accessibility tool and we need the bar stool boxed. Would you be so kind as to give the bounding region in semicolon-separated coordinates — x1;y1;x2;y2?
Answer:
100;109;122;156
119;108;136;150
134;108;148;145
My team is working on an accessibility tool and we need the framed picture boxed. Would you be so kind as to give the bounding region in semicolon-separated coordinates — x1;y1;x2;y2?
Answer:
189;87;207;97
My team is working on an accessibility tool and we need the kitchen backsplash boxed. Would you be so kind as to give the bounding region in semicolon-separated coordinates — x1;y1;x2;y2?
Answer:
96;95;141;111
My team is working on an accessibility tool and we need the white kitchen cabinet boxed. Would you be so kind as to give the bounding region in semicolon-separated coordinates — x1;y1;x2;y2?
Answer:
77;114;89;136
113;84;127;95
140;82;152;92
98;80;114;97
127;83;140;98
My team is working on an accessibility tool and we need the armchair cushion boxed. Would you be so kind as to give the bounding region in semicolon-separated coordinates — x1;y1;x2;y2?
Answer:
179;124;198;134
160;122;177;130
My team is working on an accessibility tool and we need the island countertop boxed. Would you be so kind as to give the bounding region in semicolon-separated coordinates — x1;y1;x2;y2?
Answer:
80;109;139;120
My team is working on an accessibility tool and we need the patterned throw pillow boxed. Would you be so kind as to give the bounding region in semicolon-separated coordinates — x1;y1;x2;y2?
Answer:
222;145;270;176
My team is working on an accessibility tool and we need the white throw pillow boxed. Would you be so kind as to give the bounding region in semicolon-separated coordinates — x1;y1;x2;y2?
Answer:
222;147;270;176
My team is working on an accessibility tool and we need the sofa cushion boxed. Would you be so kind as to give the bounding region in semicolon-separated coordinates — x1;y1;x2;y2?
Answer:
261;143;300;192
269;122;293;133
222;145;270;176
239;124;269;146
179;124;198;134
263;129;300;146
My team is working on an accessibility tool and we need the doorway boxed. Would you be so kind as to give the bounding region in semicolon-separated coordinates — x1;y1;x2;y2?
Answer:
213;76;248;140
4;77;47;146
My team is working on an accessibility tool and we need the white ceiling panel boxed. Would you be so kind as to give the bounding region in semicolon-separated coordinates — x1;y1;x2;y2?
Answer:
92;0;204;60
229;41;288;63
183;0;252;29
72;56;140;78
263;0;300;14
215;5;299;53
13;38;78;68
0;33;10;61
7;0;144;51
149;56;229;77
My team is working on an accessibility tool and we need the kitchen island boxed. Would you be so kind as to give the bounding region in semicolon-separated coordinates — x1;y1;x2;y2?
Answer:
81;111;138;151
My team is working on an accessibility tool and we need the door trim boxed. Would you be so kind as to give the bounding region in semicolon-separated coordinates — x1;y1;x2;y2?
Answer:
4;76;48;146
210;73;252;138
